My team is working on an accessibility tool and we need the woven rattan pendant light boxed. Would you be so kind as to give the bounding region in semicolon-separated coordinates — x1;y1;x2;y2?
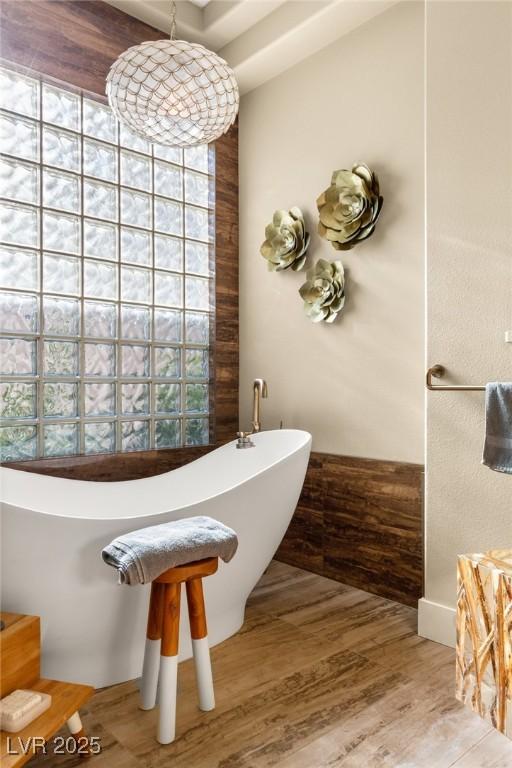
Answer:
106;1;239;147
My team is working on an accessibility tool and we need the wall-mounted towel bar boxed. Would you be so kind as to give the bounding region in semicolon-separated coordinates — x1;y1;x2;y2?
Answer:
426;365;486;391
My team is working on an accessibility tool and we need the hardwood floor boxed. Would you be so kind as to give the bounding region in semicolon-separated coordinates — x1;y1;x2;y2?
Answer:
30;562;512;767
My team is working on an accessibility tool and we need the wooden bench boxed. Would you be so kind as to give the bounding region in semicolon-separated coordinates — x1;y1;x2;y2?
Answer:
0;612;94;766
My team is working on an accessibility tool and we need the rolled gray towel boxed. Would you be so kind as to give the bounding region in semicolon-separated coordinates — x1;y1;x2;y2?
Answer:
102;516;238;585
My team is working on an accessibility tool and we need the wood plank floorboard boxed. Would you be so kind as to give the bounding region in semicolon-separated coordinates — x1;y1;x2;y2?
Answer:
29;562;512;767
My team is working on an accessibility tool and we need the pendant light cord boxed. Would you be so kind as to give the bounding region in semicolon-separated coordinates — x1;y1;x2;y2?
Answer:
170;0;177;40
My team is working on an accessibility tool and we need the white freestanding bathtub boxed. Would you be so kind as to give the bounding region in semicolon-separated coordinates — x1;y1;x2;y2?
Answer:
0;429;311;688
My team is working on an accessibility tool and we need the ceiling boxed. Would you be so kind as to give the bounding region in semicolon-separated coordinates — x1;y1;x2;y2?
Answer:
104;0;397;94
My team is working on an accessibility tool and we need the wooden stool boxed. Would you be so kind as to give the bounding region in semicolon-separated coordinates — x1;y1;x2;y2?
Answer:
140;557;218;745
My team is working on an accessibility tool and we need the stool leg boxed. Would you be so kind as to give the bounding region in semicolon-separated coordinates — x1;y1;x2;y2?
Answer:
186;578;215;712
66;712;90;758
141;581;165;711
158;582;181;745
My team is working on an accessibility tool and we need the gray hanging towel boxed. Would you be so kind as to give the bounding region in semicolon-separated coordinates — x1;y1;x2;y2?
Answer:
482;383;512;474
102;516;238;585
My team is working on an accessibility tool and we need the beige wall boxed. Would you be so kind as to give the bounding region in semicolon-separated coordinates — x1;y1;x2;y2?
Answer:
421;0;512;641
239;1;425;463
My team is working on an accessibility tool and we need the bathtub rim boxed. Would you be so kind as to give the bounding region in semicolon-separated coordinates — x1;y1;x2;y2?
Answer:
0;429;312;521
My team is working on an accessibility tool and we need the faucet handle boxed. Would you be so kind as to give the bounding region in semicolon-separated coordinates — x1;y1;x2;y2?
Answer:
236;431;254;449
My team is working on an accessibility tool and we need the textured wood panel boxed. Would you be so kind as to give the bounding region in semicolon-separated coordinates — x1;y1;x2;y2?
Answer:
0;0;239;476
276;452;424;606
0;0;163;96
214;121;239;445
3;446;213;482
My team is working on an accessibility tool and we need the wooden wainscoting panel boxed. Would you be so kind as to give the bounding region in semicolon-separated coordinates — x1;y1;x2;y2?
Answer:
276;453;424;607
277;454;325;573
3;446;213;482
214;120;239;446
0;0;164;96
279;506;324;575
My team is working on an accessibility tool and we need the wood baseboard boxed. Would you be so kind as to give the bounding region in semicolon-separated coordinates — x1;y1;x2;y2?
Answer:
275;452;424;607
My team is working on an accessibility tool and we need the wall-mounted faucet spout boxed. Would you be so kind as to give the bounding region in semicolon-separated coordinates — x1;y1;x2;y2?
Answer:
252;378;268;433
236;378;268;448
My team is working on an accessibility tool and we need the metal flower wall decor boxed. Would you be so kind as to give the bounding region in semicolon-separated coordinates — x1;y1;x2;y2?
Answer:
317;163;383;251
260;207;310;272
299;259;345;323
260;164;383;324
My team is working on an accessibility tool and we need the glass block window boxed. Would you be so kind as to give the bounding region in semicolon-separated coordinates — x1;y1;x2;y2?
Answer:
0;64;214;461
